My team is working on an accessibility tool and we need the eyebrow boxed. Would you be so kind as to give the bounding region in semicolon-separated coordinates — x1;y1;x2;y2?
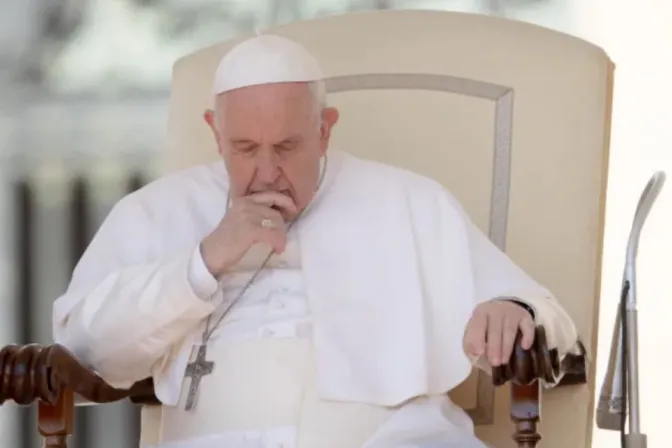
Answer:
276;136;302;146
229;136;303;146
229;138;257;146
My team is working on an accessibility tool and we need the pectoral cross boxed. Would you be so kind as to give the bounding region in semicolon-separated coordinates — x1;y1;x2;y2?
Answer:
184;345;215;411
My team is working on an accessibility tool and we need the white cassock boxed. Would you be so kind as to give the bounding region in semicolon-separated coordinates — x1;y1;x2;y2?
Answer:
53;149;580;448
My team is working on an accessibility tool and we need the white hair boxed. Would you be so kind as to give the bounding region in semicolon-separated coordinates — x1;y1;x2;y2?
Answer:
214;80;327;129
308;80;327;122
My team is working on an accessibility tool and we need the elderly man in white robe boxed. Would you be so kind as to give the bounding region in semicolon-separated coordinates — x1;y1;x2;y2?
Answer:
53;35;580;448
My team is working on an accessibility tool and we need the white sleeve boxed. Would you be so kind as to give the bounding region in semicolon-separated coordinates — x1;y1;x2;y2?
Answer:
53;198;222;388
188;244;219;300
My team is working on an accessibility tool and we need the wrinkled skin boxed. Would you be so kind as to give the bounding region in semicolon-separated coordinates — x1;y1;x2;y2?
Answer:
205;82;338;221
464;300;535;366
200;82;338;276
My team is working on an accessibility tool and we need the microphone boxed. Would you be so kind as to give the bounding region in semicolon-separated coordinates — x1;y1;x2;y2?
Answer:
596;171;666;447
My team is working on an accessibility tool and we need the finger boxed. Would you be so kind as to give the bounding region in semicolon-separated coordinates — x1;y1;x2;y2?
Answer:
500;317;519;365
257;228;287;254
486;313;503;366
246;191;297;214
239;207;287;254
519;316;536;350
246;205;287;228
464;312;488;357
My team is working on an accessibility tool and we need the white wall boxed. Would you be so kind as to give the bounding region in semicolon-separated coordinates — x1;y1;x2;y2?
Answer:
497;0;672;445
572;1;672;446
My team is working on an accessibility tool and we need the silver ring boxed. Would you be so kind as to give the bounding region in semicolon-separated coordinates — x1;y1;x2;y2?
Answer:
261;218;274;228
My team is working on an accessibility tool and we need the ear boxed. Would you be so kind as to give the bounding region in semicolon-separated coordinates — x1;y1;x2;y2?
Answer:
204;109;215;128
203;109;223;155
319;107;339;151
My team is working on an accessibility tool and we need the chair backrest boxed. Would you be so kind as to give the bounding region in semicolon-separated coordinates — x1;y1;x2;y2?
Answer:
153;10;613;448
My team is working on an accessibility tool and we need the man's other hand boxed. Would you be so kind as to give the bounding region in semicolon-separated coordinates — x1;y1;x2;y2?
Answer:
463;300;535;367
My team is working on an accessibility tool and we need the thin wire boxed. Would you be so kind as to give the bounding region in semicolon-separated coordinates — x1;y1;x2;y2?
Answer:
200;155;328;343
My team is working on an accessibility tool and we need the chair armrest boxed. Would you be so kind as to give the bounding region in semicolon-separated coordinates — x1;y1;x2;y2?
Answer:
0;343;158;407
0;327;587;448
491;326;588;448
0;343;157;448
0;328;586;406
492;325;587;387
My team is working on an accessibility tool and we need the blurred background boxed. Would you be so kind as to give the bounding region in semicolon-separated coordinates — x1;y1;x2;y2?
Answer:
0;0;670;447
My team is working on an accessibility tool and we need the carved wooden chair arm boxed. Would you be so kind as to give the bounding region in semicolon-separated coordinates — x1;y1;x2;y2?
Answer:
0;343;158;407
0;343;158;447
0;326;586;448
492;326;588;447
493;326;587;387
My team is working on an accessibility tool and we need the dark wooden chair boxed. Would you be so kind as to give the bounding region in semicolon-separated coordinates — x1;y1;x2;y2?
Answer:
0;327;586;448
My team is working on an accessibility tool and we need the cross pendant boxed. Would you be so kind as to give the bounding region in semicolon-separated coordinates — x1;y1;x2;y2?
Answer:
184;345;215;411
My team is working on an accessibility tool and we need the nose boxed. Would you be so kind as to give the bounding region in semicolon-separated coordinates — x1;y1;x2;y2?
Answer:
255;148;281;183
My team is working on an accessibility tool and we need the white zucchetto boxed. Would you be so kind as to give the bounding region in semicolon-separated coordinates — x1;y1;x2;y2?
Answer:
212;35;325;95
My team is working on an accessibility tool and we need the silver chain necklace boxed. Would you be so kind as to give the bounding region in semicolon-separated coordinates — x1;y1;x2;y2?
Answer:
183;156;328;411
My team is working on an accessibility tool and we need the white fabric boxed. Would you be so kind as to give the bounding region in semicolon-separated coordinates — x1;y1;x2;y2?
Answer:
187;252;310;344
163;254;484;447
159;339;395;448
154;335;487;448
52;148;579;410
212;35;324;95
154;426;296;448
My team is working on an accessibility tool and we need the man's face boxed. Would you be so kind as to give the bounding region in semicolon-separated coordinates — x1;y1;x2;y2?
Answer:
204;82;338;220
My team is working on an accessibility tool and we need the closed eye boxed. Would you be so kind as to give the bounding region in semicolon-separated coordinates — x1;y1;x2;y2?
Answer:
274;137;302;152
230;139;258;154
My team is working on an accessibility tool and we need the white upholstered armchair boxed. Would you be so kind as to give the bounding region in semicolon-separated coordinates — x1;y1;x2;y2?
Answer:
0;10;612;448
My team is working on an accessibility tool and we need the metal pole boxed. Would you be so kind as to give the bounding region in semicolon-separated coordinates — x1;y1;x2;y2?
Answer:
622;171;666;448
